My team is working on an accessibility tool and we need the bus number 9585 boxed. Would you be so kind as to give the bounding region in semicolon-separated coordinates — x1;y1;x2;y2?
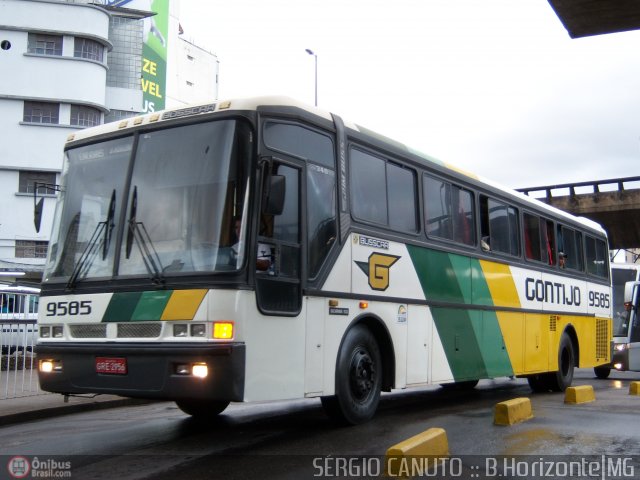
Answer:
588;291;610;309
46;301;92;316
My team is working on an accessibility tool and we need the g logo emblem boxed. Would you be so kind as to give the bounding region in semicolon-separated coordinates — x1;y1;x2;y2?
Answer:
356;253;400;291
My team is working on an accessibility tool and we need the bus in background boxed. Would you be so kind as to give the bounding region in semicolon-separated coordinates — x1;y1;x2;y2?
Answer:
0;285;40;353
594;263;640;378
36;97;611;425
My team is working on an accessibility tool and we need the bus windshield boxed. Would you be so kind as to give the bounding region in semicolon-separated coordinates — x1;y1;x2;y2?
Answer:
611;266;639;337
43;119;250;284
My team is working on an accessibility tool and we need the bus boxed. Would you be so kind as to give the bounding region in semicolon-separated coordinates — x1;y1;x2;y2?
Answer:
594;263;640;378
36;97;611;424
1;285;40;353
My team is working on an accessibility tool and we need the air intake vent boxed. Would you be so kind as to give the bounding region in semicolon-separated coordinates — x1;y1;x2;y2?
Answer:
117;323;162;338
69;324;107;338
596;318;609;360
549;315;558;332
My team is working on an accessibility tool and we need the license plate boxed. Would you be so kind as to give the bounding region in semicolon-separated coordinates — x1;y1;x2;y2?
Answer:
96;357;127;375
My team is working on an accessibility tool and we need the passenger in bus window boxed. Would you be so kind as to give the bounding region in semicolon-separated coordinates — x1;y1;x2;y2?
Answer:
559;252;567;269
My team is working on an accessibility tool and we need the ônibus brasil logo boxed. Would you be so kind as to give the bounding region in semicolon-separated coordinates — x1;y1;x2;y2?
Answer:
7;456;30;479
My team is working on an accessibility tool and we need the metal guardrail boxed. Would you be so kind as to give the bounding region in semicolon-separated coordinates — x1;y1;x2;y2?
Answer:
0;320;43;399
1;288;44;399
517;175;640;200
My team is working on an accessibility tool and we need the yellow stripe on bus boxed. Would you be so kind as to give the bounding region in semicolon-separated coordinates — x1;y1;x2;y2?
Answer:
161;289;208;320
479;260;520;308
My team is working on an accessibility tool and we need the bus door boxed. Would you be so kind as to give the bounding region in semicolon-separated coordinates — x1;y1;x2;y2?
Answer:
255;159;302;316
626;282;640;371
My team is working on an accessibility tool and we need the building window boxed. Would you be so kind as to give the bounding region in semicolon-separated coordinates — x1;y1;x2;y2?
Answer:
19;171;56;194
106;16;143;89
71;105;101;127
104;109;138;124
27;33;62;56
15;240;49;259
23;101;59;124
74;37;104;62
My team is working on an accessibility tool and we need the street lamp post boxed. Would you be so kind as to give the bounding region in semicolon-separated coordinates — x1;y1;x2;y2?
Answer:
305;48;317;107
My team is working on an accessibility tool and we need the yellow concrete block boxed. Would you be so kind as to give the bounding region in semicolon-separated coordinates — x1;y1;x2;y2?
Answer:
564;385;595;404
385;428;449;477
629;382;640;396
494;397;533;425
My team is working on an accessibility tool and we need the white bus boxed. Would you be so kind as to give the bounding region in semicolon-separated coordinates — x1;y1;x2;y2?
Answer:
594;263;640;378
37;97;611;424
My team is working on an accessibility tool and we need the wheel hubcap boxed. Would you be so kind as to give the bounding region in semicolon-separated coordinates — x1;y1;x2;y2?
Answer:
349;348;375;401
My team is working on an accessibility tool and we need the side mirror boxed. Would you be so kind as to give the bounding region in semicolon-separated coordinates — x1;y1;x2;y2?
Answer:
263;174;285;216
624;281;640;311
34;197;44;233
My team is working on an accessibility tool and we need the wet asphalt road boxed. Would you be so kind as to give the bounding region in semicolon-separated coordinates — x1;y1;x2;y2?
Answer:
1;369;639;479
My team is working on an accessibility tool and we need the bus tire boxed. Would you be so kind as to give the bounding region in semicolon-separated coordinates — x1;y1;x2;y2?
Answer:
594;366;611;379
321;325;382;425
440;380;479;390
547;333;575;392
175;399;230;419
527;374;551;393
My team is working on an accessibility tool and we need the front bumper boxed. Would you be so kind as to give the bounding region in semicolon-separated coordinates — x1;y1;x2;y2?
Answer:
36;342;245;401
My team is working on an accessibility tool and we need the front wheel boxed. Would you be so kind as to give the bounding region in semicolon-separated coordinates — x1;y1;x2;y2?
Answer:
594;366;611;379
321;325;382;425
175;399;230;419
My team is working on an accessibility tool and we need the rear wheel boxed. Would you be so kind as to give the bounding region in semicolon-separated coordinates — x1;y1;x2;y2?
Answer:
547;333;575;392
321;325;382;425
175;399;230;419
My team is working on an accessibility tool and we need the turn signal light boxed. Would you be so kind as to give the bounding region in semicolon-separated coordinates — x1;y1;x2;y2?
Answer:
213;322;234;339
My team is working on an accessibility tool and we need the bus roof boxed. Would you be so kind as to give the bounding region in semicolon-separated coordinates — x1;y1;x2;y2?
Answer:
67;96;606;236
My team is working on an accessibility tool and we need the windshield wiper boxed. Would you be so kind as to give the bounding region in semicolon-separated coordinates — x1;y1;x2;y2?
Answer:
125;186;165;285
66;190;116;290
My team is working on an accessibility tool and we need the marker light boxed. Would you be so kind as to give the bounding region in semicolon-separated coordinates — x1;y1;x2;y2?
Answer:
192;363;208;378
615;343;628;352
359;301;369;309
213;322;234;339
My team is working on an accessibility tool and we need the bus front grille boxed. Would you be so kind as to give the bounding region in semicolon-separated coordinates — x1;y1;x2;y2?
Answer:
117;323;162;338
69;324;107;338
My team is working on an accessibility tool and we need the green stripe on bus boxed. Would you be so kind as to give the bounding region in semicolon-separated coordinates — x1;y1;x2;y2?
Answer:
103;292;143;322
131;291;172;321
408;246;513;379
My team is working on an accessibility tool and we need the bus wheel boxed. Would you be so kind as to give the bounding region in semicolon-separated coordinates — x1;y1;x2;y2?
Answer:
527;374;551;393
321;325;382;425
175;399;230;419
594;366;611;379
547;333;575;392
440;380;479;390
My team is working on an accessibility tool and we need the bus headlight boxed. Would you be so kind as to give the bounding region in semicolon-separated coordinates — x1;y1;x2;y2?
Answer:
52;326;64;338
39;359;62;373
615;343;628;352
40;326;51;338
190;324;206;337
192;363;208;378
173;324;188;337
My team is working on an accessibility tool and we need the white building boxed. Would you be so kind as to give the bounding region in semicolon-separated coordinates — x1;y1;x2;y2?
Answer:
0;0;218;284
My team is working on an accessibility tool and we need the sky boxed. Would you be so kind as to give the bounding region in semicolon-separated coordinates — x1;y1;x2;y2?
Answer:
176;0;640;191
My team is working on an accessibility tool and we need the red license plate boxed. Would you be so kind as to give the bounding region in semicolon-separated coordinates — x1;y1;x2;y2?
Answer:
96;357;127;375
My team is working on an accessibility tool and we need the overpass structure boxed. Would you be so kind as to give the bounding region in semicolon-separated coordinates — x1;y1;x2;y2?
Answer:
517;176;640;250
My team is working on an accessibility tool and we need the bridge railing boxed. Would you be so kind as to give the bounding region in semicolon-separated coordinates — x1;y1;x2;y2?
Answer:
517;175;640;200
